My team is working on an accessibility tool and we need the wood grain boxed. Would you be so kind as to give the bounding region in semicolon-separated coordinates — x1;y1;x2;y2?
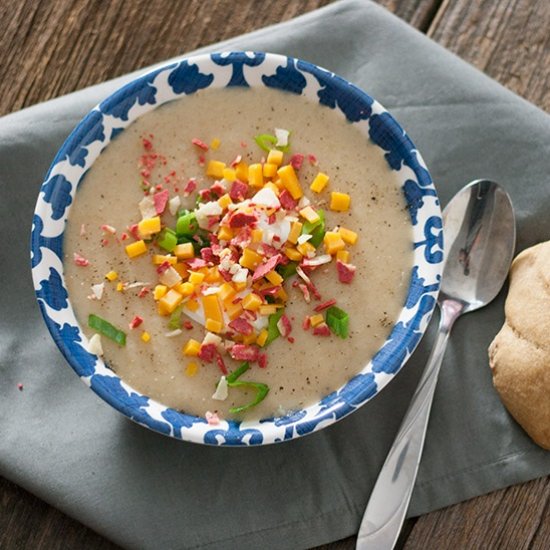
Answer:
1;0;549;548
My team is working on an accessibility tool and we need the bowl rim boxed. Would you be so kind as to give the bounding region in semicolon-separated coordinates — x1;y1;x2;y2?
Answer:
31;51;443;446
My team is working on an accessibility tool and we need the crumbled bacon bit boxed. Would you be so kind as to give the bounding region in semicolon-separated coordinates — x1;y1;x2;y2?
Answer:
153;189;169;214
100;224;116;234
216;352;228;375
313;323;331;336
229;180;248;201
228;317;254;335
230;344;259;362
183;178;197;196
198;188;212;201
307;153;318;166
200;247;217;264
156;261;171;274
129;315;144;329
314;299;337;312
101;239;109;247
252;254;281;281
73;253;89;267
142;137;153;150
199;343;217;363
138;287;150;298
128;224;140;240
186;257;208;270
298;283;311;303
230;154;242;168
210;181;226;198
277;314;292;338
258;353;268;369
229;212;258;229
290;153;304;170
302;316;311;330
279;189;297;210
336;260;356;284
240;141;248;148
198;154;206;166
287;336;295;343
191;138;209;151
120;232;129;241
17;383;24;391
183;320;193;330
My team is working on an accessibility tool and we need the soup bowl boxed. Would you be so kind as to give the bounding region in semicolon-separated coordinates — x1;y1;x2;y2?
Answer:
31;51;443;446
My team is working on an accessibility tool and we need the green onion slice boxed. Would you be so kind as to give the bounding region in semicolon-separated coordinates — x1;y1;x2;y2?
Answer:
254;133;290;153
265;309;284;345
167;306;182;330
157;228;178;252
276;261;297;280
228;380;269;414
226;362;250;384
302;209;325;248
326;306;350;339
176;211;199;236
88;314;126;346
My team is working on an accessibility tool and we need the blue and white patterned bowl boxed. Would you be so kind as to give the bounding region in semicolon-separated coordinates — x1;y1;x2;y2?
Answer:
31;52;443;446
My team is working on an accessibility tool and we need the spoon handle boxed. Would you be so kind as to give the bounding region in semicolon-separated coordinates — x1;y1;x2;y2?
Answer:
356;299;463;550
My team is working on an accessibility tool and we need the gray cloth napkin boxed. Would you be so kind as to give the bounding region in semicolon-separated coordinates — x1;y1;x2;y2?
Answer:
1;1;549;548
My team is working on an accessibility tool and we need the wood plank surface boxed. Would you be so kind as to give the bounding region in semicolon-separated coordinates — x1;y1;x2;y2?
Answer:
0;0;549;549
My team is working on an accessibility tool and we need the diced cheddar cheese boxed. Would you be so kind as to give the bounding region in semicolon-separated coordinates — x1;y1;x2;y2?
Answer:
276;286;288;302
210;137;221;150
173;263;189;278
205;319;223;333
330;191;351;212
263;182;280;195
153;254;177;265
267;149;284;166
116;282;125;292
277;164;303;200
158;289;183;315
299;206;320;224
202;295;224;327
183;338;201;356
125;240;147;258
185;362;199;377
205;267;222;283
323;231;346;255
287;221;303;245
251;229;263;243
336;250;350;263
309;314;325;327
239;248;263;270
217;225;233;241
338;226;358;245
218;193;232;210
310;172;329;193
218;282;236;302
235;161;249;182
242;293;262;311
188;271;205;285
174;281;194;297
141;331;151;343
173;242;194;259
185;299;199;312
248;163;264;188
225;300;244;321
242;333;257;345
105;270;118;281
206;160;226;179
284;247;302;261
153;285;168;300
137;216;161;238
265;270;283;286
259;304;279;316
222;167;236;182
297;241;316;257
256;329;269;347
263;163;278;178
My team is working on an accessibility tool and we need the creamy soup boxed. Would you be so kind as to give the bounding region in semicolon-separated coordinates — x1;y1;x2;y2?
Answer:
64;86;412;420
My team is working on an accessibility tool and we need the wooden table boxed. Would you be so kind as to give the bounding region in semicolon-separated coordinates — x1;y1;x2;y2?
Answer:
1;1;549;548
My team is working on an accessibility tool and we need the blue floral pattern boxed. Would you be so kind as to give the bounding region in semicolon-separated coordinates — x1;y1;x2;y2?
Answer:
31;52;443;446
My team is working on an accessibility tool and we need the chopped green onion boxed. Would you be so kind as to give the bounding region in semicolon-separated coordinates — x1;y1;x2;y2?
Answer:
326;306;350;339
226;362;250;384
265;309;284;345
157;228;177;252
276;261;297;279
228;380;269;414
302;209;325;248
176;211;198;236
167;306;182;330
254;133;290;153
254;133;278;152
88;314;126;346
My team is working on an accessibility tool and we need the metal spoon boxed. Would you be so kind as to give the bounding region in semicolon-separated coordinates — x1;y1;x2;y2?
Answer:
356;179;516;549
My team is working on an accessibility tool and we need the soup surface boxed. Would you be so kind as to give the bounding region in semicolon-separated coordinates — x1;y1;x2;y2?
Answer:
64;86;413;420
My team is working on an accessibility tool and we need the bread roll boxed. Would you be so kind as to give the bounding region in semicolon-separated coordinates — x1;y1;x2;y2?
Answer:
488;241;550;450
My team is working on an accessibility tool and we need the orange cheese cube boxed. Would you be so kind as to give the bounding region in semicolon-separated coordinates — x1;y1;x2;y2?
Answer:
210;138;221;150
185;299;199;312
218;282;236;302
251;229;263;243
125;240;147;258
277;164;303;200
153;284;168;300
173;242;195;259
242;333;257;345
205;319;223;333
188;271;205;285
248;163;264;188
239;248;263;270
206;160;226;179
267;149;284;166
225;300;244;321
242;293;262;311
222;167;236;182
183;339;201;356
202;295;223;324
309;314;325;327
323;231;346;255
265;270;283;286
218;193;232;210
299;206;320;224
158;289;183;315
310;172;330;193
235;161;249;182
297;241;316;257
185;362;199;377
259;304;279;316
256;329;269;347
284;247;302;261
336;250;350;263
330;191;351;212
338;227;358;245
287;221;303;245
174;281;194;297
105;270;118;281
263;163;278;178
141;331;151;343
217;225;233;241
153;254;177;265
137;216;161;239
